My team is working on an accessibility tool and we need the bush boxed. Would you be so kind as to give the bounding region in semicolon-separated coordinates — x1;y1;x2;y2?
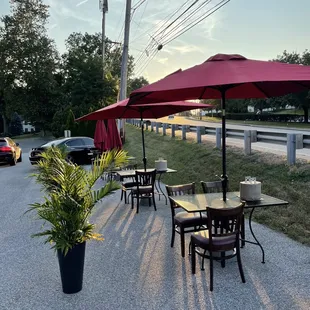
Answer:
9;112;23;136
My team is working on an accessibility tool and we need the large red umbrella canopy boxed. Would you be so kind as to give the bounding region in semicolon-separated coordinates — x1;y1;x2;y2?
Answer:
128;53;310;104
76;100;213;170
105;119;122;151
76;99;212;121
128;53;310;200
94;120;107;152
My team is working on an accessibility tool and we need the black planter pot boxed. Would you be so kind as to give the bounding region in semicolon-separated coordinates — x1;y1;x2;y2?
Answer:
57;242;86;294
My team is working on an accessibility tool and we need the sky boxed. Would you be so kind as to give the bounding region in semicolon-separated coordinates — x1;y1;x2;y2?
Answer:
1;0;310;83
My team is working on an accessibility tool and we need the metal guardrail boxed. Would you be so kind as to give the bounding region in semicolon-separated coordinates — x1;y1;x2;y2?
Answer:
128;119;309;164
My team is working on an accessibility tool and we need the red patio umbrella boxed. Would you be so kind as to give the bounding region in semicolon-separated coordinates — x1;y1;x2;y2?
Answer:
76;100;213;170
128;53;310;200
94;120;107;152
105;119;122;150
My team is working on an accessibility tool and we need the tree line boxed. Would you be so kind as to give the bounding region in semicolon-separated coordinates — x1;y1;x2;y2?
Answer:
0;0;148;137
203;50;310;123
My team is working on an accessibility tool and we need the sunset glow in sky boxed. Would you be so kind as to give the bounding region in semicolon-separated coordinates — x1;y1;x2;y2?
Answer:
1;0;309;82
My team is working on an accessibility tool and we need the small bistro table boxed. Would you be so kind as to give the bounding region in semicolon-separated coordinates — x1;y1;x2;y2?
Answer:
116;168;177;204
170;191;288;263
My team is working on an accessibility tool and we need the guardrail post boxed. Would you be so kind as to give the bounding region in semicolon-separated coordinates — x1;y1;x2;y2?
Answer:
216;128;222;149
296;133;303;149
156;122;160;134
171;124;176;137
151;122;155;131
196;126;203;143
182;125;186;140
244;130;251;155
163;123;167;136
287;133;296;165
251;130;257;142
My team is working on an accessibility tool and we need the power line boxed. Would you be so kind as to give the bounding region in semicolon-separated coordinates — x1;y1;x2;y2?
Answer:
130;0;191;44
132;0;192;70
156;0;199;40
157;0;213;43
133;0;231;77
162;0;230;46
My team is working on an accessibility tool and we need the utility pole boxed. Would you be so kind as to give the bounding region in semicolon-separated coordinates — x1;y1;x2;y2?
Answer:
118;0;132;142
99;0;108;77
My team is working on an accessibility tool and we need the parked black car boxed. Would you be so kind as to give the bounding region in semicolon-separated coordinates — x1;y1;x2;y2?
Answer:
29;137;100;165
0;137;22;166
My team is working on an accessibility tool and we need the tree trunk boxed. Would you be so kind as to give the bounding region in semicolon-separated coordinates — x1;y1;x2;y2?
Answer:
2;114;8;134
303;107;309;123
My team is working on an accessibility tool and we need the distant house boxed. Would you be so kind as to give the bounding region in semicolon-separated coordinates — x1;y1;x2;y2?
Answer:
22;121;35;133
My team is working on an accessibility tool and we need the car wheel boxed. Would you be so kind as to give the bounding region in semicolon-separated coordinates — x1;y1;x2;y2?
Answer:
17;152;22;162
66;154;75;164
10;155;17;166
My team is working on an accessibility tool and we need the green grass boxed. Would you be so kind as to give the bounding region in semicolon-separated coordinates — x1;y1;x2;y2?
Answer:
11;132;39;139
123;124;310;245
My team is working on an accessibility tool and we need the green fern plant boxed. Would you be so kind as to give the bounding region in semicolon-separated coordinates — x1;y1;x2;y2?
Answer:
28;146;129;255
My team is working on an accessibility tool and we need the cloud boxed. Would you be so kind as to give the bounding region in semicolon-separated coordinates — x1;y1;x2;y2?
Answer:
76;0;88;7
163;43;204;55
156;57;169;65
47;0;100;27
49;23;58;30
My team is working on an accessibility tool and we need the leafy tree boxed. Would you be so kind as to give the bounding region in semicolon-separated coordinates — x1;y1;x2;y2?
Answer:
272;50;310;123
61;32;119;119
127;76;149;96
0;0;60;134
226;99;249;113
9;112;23;136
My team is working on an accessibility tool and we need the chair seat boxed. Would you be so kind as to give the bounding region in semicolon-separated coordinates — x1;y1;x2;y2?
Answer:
174;212;208;226
122;181;138;188
132;185;153;194
192;230;236;247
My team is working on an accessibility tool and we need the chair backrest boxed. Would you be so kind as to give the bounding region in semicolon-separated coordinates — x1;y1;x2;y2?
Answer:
122;163;137;171
166;183;195;215
201;180;229;193
166;183;195;197
135;169;156;188
207;202;245;252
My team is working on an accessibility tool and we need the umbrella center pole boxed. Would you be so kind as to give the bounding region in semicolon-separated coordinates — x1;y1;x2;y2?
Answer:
221;89;228;201
140;113;147;171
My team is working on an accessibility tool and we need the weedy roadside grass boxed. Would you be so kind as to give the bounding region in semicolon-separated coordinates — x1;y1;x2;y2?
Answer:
123;124;310;245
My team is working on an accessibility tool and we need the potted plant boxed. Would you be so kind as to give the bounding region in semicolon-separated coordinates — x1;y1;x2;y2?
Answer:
27;146;128;294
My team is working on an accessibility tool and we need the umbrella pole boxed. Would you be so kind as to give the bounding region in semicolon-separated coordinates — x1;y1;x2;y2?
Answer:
140;113;147;171
221;90;228;201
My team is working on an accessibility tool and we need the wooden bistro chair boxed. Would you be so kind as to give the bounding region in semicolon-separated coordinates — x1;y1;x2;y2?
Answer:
120;164;138;204
200;180;228;193
201;180;246;244
131;169;157;214
166;183;208;258
191;202;246;291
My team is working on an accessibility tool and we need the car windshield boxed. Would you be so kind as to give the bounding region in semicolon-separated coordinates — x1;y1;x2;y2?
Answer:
41;139;67;147
0;140;7;146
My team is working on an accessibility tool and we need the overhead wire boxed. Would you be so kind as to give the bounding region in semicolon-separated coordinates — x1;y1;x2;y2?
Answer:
133;1;192;73
130;0;191;44
157;0;213;43
162;0;230;46
156;0;200;40
133;0;231;76
133;0;203;74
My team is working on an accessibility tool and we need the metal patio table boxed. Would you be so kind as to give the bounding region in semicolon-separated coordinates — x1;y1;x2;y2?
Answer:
170;191;288;263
